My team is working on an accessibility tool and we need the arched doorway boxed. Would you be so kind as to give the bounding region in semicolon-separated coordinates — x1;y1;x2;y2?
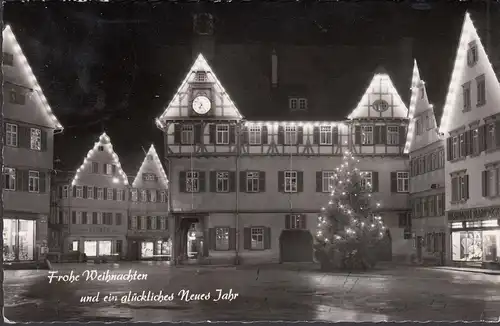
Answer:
279;230;313;262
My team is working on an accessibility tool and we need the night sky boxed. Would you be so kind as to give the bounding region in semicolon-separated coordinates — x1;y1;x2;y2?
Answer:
3;1;500;174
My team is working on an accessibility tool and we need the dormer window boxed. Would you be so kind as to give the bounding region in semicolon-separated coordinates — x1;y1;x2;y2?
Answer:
146;154;153;161
289;97;308;111
98;146;104;152
195;71;207;82
9;90;25;105
467;41;478;67
3;52;13;66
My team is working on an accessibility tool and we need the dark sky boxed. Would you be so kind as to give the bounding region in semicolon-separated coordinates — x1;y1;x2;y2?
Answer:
3;1;500;174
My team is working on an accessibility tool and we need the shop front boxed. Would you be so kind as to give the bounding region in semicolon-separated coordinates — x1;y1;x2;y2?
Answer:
3;218;36;261
127;236;171;261
68;224;127;260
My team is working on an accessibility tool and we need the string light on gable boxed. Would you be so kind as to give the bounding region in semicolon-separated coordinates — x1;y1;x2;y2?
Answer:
404;60;422;154
439;12;498;134
132;144;169;189
243;121;345;129
71;132;128;187
3;25;63;130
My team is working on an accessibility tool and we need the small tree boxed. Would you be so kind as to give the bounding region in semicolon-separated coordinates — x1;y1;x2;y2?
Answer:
314;151;387;271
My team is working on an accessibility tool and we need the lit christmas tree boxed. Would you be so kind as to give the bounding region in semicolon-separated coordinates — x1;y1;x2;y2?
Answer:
314;150;387;271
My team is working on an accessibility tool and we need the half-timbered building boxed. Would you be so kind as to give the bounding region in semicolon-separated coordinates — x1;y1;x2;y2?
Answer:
408;61;447;265
442;13;500;267
156;54;412;265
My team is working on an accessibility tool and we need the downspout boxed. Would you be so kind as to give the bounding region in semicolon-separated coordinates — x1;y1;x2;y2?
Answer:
235;121;241;264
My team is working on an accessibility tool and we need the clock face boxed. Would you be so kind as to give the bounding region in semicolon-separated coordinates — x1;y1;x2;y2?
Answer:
372;99;389;113
192;95;212;115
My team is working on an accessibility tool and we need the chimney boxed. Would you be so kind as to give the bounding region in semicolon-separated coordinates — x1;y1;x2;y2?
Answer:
271;49;278;88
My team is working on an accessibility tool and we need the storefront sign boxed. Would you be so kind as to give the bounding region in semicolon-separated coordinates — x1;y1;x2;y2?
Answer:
72;225;122;234
448;206;500;222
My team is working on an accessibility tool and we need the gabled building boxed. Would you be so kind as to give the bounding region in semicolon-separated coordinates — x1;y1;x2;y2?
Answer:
442;13;500;267
156;54;412;265
407;60;446;265
2;25;63;262
127;145;170;260
55;133;129;259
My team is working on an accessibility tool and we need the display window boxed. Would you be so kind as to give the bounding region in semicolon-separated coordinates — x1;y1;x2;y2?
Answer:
99;241;112;256
451;228;500;262
84;241;98;257
156;240;172;257
3;219;35;261
141;241;154;258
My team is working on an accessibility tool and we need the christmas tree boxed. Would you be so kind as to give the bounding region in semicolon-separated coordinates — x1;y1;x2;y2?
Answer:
314;151;387;271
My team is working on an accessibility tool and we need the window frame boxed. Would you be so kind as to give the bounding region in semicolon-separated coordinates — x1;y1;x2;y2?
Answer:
186;171;200;193
387;126;399;145
5;123;18;147
215;124;230;145
360;171;373;192
284;125;297;145
322;171;335;193
284;170;298;193
216;171;230;193
30;127;41;151
286;214;306;230
248;125;262;145
250;227;264;250
215;227;230;251
397;172;409;193
181;124;194;145
28;171;40;193
319;125;333;145
246;171;259;193
3;167;15;191
361;125;374;145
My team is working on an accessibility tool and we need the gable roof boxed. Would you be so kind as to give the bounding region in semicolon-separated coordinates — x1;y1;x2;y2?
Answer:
156;53;243;126
71;132;128;186
132;144;169;189
405;60;423;153
3;25;63;130
439;12;498;134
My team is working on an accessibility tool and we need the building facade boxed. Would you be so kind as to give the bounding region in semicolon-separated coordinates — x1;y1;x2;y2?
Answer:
2;25;63;262
54;133;130;259
127;145;170;260
407;61;447;265
156;55;412;265
442;13;500;267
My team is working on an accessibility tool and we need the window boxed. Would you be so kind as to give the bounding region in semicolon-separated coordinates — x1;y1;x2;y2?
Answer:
398;213;410;228
140;216;147;230
98;145;104;152
438;149;445;168
289;97;307;111
467;41;478;66
452;136;459;159
487;123;495;150
289;98;298;110
181;125;194;145
451;173;469;202
97;188;104;200
361;125;373;145
419;157;425;174
436;194;443;215
397;172;409;193
195;71;207;82
431;153;437;170
428;196;435;216
97;212;103;225
387;126;399;145
131;189;138;201
299;98;308;110
87;186;93;199
488;168;497;197
150;190;157;202
84;241;97;257
75;186;83;198
3;168;15;191
462;82;471;110
159;217;166;230
6;124;17;147
216;124;229;144
9;90;25;105
251;227;264;250
28;171;39;193
421;197;428;217
150;216;157;229
416;119;423;136
186;171;199;193
105;164;113;175
322;171;335;193
99;241;112;256
30;128;41;151
472;128;479;155
71;240;79;251
130;216;137;229
360;171;373;192
320;125;332;145
459;133;466;157
159;191;166;203
216;172;229;192
107;188;113;200
284;171;297;193
286;214;306;229
91;162;98;173
62;185;68;198
140;190;147;202
215;227;229;250
248;126;262;145
425;115;430;130
3;52;14;66
76;212;82;224
477;75;486;106
246;172;259;193
284;126;297;145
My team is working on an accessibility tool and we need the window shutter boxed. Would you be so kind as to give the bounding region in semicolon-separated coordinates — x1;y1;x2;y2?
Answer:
18;126;28;149
479;125;486;152
209;171;217;192
316;171;322;192
72;186;77;197
313;127;320;144
173;124;181;144
441;193;445;215
94;187;98;199
82;212;87;224
58;186;62;198
277;126;284;144
229;228;236;250
464;130;471;156
209;228;216;250
72;211;76;224
285;215;290;229
297;126;304;144
354;126;361;145
301;214;307;229
390;172;397;192
39;172;46;193
240;171;247;192
199;171;206;192
264;227;271;249
113;189;117;200
259;172;266;192
297;171;304;192
333;127;339;145
482;170;489;197
241;126;248;144
41;130;47;151
209;124;216;144
22;170;28;191
381;126;387;144
194;124;203;144
92;212;97;224
243;228;251;250
372;171;379;192
261;126;268;144
446;137;453;161
83;186;88;199
229;171;236;192
16;169;23;192
112;165;117;175
374;126;381;144
146;217;152;230
229;125;237;144
179;171;186;193
399;126;406;146
103;187;108;200
278;171;284;192
464;175;469;199
433;195;438;215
